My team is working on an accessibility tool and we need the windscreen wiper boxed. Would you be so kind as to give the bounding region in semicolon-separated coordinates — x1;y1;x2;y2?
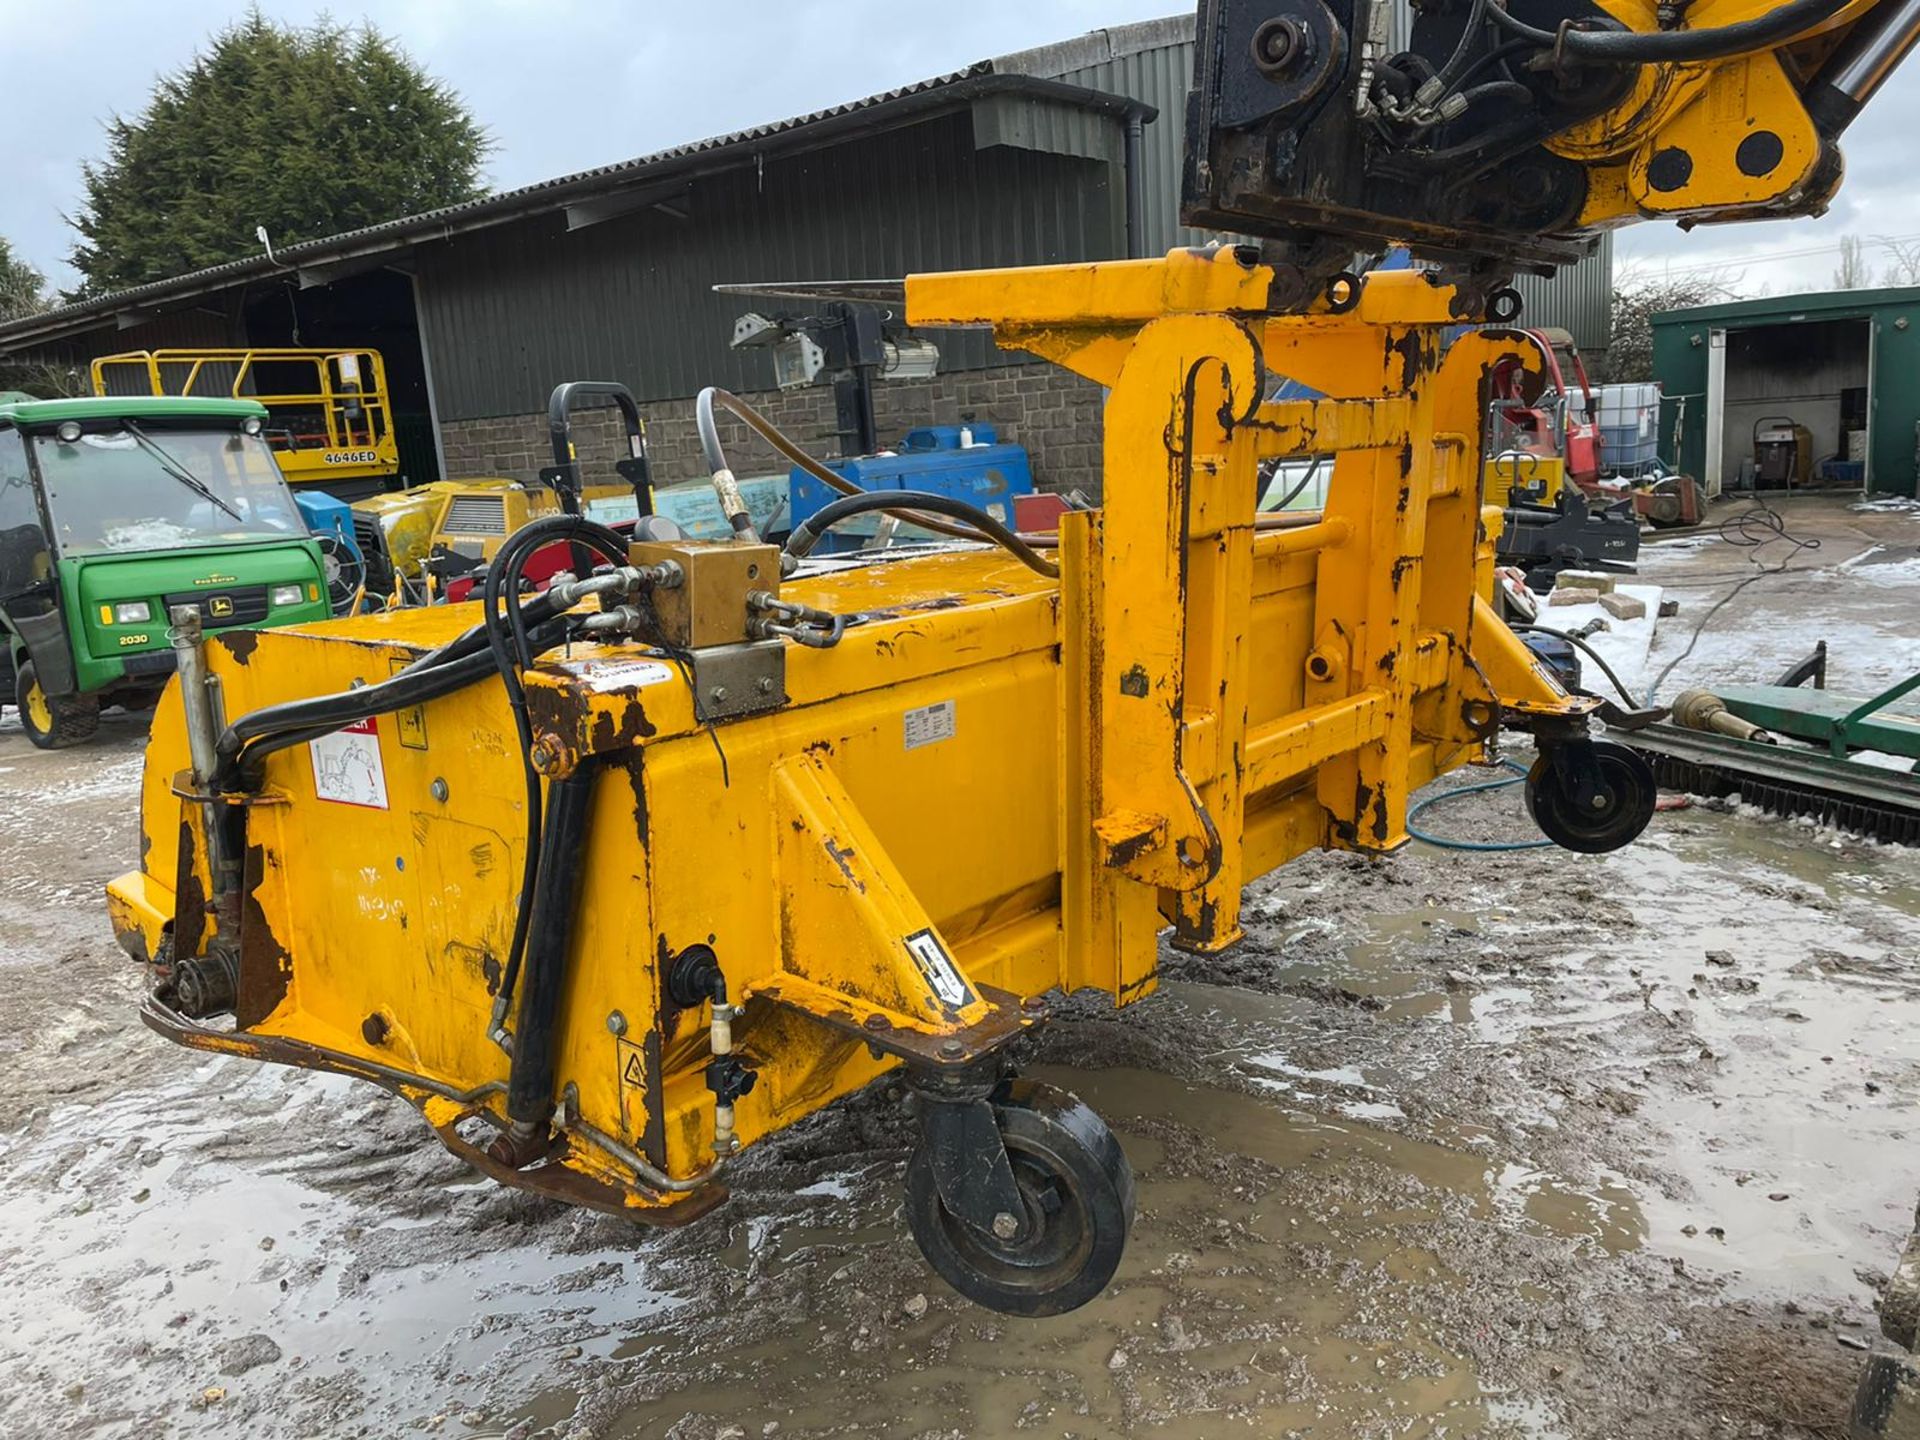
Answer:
122;421;243;523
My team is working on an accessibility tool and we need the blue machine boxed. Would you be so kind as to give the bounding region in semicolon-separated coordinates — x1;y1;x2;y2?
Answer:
788;425;1035;554
293;490;367;612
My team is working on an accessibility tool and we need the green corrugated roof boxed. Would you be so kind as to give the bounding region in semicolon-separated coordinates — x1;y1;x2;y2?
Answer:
1652;284;1920;329
0;395;268;427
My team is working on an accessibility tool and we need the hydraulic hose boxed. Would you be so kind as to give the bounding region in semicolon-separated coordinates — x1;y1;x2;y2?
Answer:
213;606;572;783
785;488;1060;578
695;385;1056;551
493;759;602;1161
1488;0;1851;63
1509;622;1644;709
479;515;632;1037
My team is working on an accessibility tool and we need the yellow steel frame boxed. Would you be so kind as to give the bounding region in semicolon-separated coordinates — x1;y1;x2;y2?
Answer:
92;347;399;488
1563;0;1879;228
109;249;1589;1220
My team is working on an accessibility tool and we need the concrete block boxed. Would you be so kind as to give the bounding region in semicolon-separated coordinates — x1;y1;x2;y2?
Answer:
1599;592;1647;621
1557;569;1617;594
1547;588;1603;608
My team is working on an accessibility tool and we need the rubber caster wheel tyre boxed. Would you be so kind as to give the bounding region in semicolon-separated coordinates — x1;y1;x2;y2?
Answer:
14;661;98;750
905;1079;1134;1317
1525;739;1656;854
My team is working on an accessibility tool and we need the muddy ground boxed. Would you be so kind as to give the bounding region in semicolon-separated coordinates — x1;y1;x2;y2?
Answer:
2;494;1918;1439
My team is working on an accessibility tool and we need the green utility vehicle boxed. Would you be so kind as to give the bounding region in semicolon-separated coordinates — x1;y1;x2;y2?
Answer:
0;394;330;748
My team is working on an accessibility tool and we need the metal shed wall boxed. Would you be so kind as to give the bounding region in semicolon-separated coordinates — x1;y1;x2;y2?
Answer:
416;109;1124;422
1046;34;1208;255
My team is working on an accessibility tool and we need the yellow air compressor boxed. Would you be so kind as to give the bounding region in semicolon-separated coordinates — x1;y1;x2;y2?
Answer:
107;250;1656;1315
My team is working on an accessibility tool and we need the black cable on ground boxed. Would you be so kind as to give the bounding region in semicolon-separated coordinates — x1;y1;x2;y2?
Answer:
1646;499;1821;700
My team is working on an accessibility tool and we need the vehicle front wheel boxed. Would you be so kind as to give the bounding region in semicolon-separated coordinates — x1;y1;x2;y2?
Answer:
14;661;99;749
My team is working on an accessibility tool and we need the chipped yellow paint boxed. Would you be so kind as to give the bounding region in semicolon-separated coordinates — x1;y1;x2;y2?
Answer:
110;250;1593;1218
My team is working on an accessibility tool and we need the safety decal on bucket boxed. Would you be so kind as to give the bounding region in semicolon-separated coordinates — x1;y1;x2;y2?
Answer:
903;928;973;1009
903;699;956;751
560;657;675;693
309;717;389;810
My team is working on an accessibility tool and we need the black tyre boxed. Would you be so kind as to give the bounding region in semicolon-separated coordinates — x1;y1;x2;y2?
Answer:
14;661;99;749
1525;740;1656;854
905;1079;1134;1317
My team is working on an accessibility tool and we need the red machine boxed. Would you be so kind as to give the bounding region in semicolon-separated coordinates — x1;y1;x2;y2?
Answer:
1485;328;1700;528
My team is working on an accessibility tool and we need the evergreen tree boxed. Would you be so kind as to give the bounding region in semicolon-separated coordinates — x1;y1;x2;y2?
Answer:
68;10;488;297
0;238;45;322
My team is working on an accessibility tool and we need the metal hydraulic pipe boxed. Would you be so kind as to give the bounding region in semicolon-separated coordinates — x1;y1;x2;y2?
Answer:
1251;516;1351;556
169;604;239;908
1804;0;1920;135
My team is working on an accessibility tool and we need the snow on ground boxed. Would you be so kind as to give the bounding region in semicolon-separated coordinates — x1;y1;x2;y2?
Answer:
1528;582;1663;704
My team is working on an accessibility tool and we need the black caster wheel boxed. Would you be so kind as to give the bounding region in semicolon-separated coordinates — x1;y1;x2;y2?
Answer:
904;1079;1134;1317
1525;739;1657;854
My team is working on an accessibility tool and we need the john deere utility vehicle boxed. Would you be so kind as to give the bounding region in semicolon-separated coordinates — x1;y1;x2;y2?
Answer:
1;395;330;748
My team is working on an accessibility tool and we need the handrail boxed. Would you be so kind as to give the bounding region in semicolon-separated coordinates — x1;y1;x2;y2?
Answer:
91;347;400;481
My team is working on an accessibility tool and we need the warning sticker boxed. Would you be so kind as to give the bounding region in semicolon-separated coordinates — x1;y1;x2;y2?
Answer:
620;1042;647;1089
559;657;675;693
904;928;973;1009
309;717;389;809
388;655;428;749
903;699;956;751
616;1037;650;1136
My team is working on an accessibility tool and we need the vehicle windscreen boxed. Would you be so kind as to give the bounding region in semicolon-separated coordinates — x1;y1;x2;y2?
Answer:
32;427;304;555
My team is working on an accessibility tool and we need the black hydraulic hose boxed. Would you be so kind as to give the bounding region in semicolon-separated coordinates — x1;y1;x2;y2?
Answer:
480;516;630;1023
1510;622;1643;710
499;760;601;1139
1488;0;1850;63
219;615;577;787
1457;79;1536;110
216;610;561;777
696;385;1055;551
784;488;1060;578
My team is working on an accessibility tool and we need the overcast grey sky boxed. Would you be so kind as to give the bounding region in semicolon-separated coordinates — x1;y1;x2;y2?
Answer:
3;0;1916;300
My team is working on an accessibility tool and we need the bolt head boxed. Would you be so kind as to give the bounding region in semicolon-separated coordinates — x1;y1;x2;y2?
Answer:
864;1013;891;1031
991;1211;1021;1240
430;777;449;803
756;676;775;695
606;1010;628;1036
711;685;729;702
938;1039;965;1059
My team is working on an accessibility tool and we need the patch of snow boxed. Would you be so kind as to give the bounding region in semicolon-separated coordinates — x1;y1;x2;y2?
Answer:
1522;582;1663;703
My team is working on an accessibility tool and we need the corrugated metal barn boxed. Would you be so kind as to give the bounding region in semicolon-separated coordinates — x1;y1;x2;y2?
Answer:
1652;285;1920;498
0;12;1615;496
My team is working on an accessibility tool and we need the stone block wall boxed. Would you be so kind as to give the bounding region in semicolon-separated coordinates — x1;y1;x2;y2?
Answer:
438;360;1107;499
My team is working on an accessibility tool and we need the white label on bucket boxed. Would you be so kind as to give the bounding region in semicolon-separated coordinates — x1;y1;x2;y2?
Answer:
904;928;973;1009
309;717;389;809
903;699;955;751
560;657;675;693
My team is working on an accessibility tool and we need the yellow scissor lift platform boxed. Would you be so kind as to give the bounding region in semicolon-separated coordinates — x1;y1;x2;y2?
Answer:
107;248;1654;1316
92;347;400;493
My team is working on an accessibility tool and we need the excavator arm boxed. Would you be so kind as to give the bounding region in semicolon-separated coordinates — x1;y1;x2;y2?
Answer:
1186;0;1919;307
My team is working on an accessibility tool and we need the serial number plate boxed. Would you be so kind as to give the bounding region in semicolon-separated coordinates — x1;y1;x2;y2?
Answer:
903;700;955;751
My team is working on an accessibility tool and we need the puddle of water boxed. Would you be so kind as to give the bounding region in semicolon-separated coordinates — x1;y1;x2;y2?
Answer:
1493;1163;1645;1256
541;1062;1631;1439
0;1059;683;1434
